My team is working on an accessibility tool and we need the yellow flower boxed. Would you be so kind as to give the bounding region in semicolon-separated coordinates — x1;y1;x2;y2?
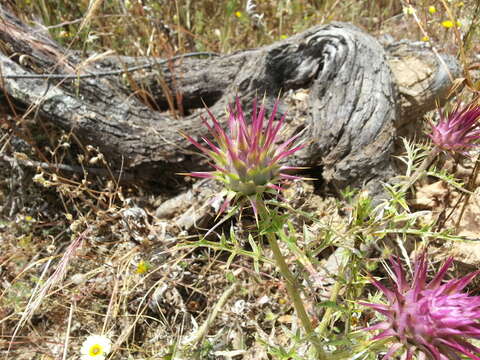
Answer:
59;30;70;38
80;335;111;360
421;36;430;42
280;34;288;40
235;11;242;18
457;1;464;7
428;5;436;14
135;260;150;274
441;20;454;28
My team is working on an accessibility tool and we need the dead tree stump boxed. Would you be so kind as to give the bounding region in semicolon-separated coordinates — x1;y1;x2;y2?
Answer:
0;6;461;194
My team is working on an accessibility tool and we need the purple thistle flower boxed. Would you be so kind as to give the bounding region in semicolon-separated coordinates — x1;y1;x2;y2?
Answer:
361;253;480;360
429;103;480;154
181;97;304;216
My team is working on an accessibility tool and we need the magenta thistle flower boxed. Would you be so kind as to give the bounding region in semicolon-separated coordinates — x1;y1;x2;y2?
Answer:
361;253;480;360
429;103;480;154
181;97;304;216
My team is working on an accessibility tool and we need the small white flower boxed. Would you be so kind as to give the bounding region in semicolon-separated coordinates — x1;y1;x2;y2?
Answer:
80;335;112;360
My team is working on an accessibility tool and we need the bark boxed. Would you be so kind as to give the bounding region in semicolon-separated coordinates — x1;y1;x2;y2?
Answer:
0;6;461;192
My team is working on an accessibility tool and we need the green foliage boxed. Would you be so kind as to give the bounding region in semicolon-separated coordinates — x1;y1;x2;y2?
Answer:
2;281;33;313
260;328;311;360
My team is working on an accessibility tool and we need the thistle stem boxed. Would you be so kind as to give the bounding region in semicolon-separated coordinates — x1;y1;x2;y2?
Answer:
317;276;342;336
267;232;327;359
400;147;440;194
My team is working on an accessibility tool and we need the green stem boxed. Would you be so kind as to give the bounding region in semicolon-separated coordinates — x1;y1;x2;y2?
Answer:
267;232;327;360
329;337;392;360
317;277;342;337
400;147;440;194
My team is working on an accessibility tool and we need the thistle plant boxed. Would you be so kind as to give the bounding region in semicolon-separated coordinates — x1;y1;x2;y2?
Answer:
182;97;304;217
401;102;480;193
182;97;326;359
361;253;480;359
429;103;480;154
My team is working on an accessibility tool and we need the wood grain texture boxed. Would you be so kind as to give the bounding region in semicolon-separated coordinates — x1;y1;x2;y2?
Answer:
0;6;461;192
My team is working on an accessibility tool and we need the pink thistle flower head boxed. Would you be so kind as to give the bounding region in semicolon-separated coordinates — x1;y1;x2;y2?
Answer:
361;253;480;360
429;103;480;154
181;97;304;214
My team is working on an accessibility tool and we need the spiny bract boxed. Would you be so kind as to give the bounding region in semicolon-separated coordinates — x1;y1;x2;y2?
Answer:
182;97;304;216
429;103;480;154
362;253;480;360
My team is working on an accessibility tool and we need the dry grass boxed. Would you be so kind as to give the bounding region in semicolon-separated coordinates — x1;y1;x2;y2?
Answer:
1;0;479;359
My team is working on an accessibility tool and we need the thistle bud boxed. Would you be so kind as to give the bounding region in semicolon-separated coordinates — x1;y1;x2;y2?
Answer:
182;97;304;215
429;103;480;154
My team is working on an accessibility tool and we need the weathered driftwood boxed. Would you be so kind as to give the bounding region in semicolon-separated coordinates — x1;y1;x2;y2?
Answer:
0;6;461;193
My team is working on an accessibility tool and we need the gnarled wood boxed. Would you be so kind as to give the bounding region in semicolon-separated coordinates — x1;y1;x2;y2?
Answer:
0;6;461;193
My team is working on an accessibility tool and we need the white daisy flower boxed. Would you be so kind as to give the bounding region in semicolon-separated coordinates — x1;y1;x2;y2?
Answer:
80;335;112;360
